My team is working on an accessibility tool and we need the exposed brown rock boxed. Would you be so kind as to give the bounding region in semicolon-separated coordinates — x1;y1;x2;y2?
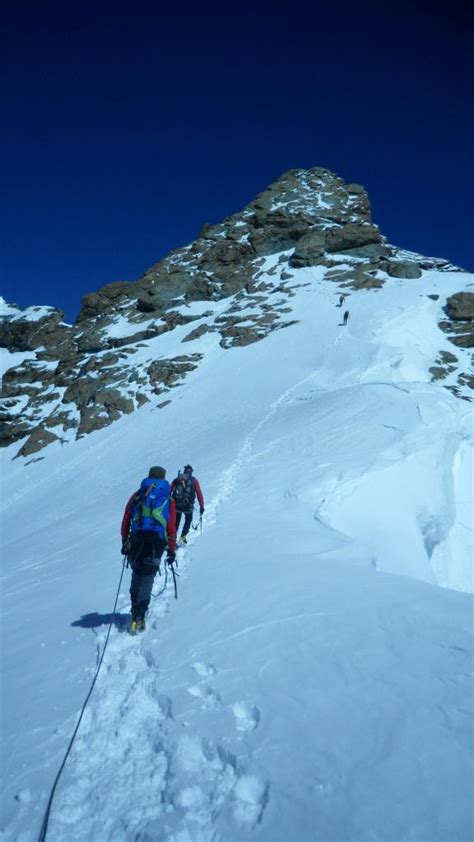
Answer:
77;281;133;321
446;292;474;321
438;292;474;351
77;390;135;436
386;261;422;279
16;426;60;458
324;223;382;254
289;230;326;267
147;355;202;393
182;324;213;342
0;308;71;354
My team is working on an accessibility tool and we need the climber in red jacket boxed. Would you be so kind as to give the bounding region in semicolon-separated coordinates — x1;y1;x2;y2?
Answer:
120;465;177;633
170;464;205;545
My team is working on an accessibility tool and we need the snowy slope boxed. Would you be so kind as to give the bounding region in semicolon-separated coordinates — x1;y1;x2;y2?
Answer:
1;260;473;842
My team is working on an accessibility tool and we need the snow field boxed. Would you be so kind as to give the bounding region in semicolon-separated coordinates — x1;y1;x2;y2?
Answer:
1;262;473;841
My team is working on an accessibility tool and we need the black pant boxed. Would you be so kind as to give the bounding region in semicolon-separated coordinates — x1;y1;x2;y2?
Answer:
129;532;166;620
176;510;193;538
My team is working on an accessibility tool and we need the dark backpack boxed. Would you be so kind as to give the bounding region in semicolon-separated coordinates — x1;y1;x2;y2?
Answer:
171;473;196;512
130;477;170;539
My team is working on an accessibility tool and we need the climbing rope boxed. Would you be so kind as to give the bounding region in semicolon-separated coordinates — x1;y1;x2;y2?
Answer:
37;556;128;842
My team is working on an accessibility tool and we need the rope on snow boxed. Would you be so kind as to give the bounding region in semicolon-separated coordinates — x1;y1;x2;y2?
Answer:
37;555;128;842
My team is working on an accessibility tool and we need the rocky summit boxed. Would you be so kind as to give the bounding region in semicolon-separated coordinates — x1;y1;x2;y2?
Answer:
0;167;471;460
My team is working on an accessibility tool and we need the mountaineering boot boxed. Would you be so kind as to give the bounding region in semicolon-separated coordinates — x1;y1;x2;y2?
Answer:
129;618;146;635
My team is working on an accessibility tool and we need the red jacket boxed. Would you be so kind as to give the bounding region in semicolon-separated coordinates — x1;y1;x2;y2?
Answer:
170;476;205;510
121;493;177;552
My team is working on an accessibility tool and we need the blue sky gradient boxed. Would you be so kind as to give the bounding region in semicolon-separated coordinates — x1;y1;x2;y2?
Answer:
1;1;472;322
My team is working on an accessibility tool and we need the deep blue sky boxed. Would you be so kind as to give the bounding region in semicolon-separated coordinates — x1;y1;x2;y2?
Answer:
1;0;472;323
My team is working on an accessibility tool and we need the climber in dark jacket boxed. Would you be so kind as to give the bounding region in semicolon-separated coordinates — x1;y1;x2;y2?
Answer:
170;464;205;545
121;466;177;632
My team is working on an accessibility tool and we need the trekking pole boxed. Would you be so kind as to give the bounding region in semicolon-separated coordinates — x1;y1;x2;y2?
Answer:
192;514;203;533
169;562;179;600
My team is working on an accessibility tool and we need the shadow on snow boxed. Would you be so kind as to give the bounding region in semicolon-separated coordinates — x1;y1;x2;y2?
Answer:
71;611;130;631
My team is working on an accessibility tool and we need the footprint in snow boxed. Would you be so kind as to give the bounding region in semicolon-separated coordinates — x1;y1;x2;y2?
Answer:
192;661;216;678
143;649;159;669
188;684;221;709
232;701;260;732
233;774;267;827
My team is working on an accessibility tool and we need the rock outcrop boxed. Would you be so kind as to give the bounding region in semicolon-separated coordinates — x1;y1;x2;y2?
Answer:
438;292;474;349
1;167;469;458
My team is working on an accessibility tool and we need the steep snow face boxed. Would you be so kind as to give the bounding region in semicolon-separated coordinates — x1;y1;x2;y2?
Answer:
0;259;473;842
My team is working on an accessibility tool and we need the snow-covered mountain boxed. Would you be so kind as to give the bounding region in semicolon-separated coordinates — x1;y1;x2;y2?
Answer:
1;167;472;460
0;169;473;842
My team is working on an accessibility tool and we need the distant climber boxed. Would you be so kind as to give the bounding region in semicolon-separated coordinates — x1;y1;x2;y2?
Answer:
339;310;350;326
337;294;347;307
121;466;177;633
171;464;205;545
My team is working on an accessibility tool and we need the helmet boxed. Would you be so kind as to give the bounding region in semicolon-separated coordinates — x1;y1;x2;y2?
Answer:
183;464;193;474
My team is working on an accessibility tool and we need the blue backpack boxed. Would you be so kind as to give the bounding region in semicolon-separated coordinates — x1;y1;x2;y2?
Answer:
130;477;170;539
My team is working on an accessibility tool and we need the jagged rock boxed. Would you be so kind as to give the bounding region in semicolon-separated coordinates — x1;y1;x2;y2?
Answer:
437;292;474;350
438;318;474;348
198;240;253;274
386;261;422;279
147;355;202;392
77;281;133;321
63;376;104;408
162;311;206;329
446;292;474;321
430;366;449;381
219;326;265;348
343;272;384;290
135;269;192;312
458;372;474;390
77;390;135;436
440;351;458;364
324;223;382;254
245;278;272;294
136;295;160;314
198;223;217;239
2;363;56;398
220;270;254;297
16;426;60;458
0;307;70;354
324;268;383;290
185;276;216;302
182;324;213;342
249;226;304;256
78;352;121;375
44;411;78;430
76;327;110;354
445;332;474;349
289;230;326;267
0;415;31;447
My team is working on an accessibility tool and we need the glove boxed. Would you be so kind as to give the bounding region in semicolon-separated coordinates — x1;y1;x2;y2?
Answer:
166;551;176;566
200;506;205;516
121;540;130;556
